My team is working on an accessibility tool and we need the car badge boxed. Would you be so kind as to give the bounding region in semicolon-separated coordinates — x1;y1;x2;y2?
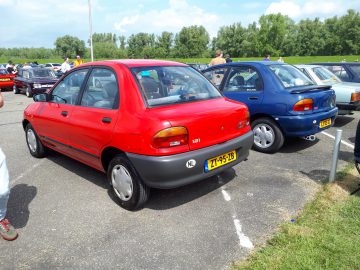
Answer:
186;159;196;168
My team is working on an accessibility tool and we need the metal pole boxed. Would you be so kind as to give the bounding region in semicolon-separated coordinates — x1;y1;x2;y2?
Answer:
88;0;94;62
329;129;342;182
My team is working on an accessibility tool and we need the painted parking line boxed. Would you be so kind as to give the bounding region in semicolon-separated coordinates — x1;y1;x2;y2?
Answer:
11;160;45;186
218;177;254;249
321;131;355;149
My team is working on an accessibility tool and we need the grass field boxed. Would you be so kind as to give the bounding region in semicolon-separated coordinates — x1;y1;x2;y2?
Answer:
232;164;360;270
1;55;360;66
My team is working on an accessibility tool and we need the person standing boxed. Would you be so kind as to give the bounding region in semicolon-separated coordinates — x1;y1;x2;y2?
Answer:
209;50;226;66
263;54;271;61
225;54;232;63
61;57;71;73
0;90;18;241
74;55;84;67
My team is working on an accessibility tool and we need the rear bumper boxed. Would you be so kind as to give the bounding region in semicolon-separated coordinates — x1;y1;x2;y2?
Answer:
337;100;360;111
127;131;254;189
275;107;338;137
0;81;14;88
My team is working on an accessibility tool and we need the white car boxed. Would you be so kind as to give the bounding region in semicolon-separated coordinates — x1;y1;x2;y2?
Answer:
296;64;360;115
44;63;61;72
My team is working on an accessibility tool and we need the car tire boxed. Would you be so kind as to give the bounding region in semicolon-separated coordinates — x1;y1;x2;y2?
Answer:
25;123;47;158
251;117;284;153
26;86;33;98
13;85;19;94
108;154;150;211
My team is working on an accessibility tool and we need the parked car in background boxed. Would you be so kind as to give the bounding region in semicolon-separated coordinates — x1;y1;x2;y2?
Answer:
296;64;360;115
312;62;360;83
14;67;58;97
186;63;209;72
22;60;254;210
45;63;61;72
0;68;16;91
203;61;338;153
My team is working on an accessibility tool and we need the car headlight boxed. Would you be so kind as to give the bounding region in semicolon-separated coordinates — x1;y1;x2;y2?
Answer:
33;83;42;88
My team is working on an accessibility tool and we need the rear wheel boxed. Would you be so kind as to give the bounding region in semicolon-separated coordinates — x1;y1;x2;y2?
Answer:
25;123;47;158
13;85;19;94
251;117;284;153
107;154;149;211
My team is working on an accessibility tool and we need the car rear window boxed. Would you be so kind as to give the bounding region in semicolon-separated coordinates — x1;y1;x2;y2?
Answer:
131;66;222;107
312;67;341;84
348;65;360;76
32;69;56;78
269;64;315;88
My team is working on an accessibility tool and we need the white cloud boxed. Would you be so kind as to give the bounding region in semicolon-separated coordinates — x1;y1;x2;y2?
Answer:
0;0;11;6
112;0;220;37
265;0;350;19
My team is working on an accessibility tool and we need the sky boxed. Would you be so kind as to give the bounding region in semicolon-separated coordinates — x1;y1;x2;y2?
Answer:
0;0;359;48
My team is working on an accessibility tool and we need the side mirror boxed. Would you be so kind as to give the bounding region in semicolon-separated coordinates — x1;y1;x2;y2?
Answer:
33;93;48;102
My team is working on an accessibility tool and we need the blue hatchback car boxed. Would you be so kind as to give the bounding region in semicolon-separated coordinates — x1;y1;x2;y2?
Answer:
203;61;338;153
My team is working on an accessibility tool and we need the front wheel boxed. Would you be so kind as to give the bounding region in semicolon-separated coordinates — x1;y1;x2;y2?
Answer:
25;123;47;158
251;117;284;153
26;86;32;98
107;154;150;211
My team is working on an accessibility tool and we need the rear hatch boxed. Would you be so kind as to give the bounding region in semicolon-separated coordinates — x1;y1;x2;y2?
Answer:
152;98;251;151
289;85;336;113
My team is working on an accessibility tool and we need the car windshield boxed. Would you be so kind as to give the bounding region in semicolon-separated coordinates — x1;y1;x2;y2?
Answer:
312;67;341;84
269;64;315;88
0;69;9;75
131;66;222;107
31;68;56;78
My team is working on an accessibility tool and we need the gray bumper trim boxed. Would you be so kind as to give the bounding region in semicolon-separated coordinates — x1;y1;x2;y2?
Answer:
127;131;254;189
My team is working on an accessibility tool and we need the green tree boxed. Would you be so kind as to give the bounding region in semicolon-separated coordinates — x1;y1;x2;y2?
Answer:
55;35;86;58
296;18;325;56
127;33;156;58
242;22;261;57
173;25;210;57
156;31;173;57
337;9;360;55
258;13;295;56
215;23;246;57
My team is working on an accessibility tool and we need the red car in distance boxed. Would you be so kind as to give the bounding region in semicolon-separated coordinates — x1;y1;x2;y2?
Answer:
0;68;15;91
23;60;253;210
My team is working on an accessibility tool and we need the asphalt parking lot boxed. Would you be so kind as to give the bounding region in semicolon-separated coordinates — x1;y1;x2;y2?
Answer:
0;91;357;270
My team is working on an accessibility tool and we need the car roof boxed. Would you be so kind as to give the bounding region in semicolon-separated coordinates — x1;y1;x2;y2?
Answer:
205;60;283;69
79;59;188;68
312;62;360;65
295;64;322;68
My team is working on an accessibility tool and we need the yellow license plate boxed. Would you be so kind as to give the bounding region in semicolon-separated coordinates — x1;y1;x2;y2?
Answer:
320;118;331;128
0;78;10;81
205;150;237;172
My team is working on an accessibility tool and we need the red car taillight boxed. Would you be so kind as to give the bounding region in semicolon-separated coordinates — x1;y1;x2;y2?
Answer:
152;127;188;148
293;99;313;111
351;92;360;102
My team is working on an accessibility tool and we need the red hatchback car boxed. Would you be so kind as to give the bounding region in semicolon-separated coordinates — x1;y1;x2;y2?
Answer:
23;60;253;210
0;68;15;91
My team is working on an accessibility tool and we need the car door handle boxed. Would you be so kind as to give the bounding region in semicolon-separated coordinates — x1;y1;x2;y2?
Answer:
102;117;112;123
249;96;258;100
61;111;68;116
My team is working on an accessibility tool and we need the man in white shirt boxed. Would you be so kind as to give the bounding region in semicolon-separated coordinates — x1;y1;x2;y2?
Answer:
61;57;71;73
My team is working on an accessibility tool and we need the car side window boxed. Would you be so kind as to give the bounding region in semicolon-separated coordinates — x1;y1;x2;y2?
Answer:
80;68;119;109
223;67;263;92
203;68;228;88
324;65;350;81
50;69;88;105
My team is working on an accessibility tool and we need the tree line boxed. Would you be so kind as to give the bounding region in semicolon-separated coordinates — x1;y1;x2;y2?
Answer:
1;9;359;60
